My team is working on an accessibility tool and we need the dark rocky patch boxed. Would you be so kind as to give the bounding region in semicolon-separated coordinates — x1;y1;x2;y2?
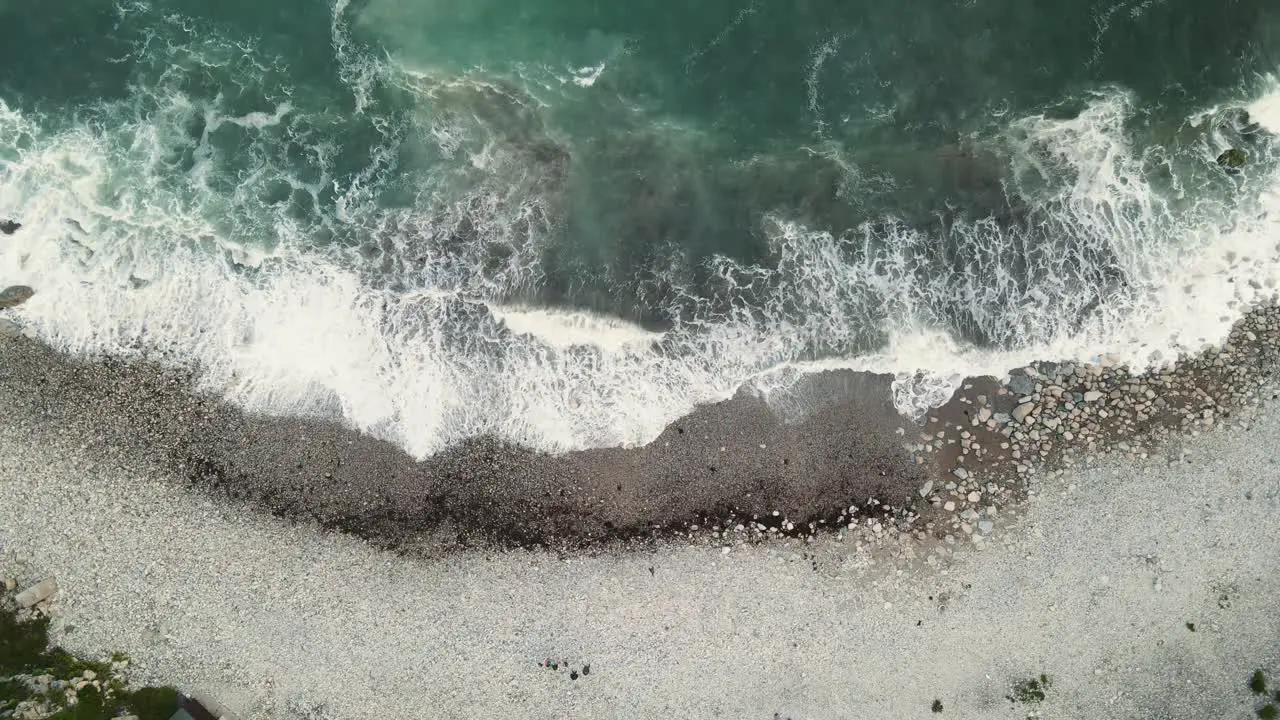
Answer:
0;332;925;553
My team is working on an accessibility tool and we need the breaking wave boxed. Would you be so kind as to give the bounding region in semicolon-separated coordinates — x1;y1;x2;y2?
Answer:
0;1;1278;456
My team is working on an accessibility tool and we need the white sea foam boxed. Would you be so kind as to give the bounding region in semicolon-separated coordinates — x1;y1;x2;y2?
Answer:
570;63;606;88
1;11;1278;457
1249;76;1280;133
488;305;663;350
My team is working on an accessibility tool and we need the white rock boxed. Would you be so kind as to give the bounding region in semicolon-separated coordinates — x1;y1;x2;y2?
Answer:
1012;402;1035;423
918;480;934;498
977;520;994;534
1084;390;1103;402
967;491;981;503
14;578;57;608
977;408;992;423
953;467;969;480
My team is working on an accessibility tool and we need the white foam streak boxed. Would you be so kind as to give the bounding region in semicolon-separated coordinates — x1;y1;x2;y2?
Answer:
1249;77;1280;133
570;63;606;88
488;305;663;350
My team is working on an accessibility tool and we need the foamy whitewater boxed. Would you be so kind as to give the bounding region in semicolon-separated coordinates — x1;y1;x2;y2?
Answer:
0;1;1278;457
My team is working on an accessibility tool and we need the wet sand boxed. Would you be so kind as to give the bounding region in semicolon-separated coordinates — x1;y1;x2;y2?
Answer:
0;327;927;552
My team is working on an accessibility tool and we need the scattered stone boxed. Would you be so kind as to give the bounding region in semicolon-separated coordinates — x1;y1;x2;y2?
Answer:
918;480;934;498
15;577;57;608
1012;402;1035;423
0;285;35;309
1008;372;1034;396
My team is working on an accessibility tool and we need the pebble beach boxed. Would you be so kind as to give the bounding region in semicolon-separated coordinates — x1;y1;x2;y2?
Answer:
2;303;1280;718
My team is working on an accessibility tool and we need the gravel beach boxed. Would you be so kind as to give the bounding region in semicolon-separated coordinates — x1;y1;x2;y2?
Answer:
2;308;1280;718
0;326;925;551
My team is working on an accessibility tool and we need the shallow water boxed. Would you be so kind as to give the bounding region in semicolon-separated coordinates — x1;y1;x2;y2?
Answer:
0;0;1279;455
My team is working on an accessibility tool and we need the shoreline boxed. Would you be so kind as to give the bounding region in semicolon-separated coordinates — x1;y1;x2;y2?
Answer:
0;325;926;552
1;353;1277;719
2;298;1279;555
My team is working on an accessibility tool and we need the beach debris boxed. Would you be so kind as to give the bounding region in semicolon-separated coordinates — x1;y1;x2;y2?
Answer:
1217;148;1247;172
0;285;34;309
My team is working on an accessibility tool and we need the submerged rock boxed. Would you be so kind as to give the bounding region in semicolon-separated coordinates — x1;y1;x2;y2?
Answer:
0;285;34;309
1217;148;1246;173
0;219;19;234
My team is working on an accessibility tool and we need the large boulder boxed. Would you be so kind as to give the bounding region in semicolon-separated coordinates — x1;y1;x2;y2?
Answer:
1217;147;1247;173
14;577;57;608
0;285;34;309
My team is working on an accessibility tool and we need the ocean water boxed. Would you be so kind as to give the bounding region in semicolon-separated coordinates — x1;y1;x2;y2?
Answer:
0;0;1279;456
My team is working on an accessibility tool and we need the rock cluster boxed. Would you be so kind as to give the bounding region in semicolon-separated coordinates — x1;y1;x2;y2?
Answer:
678;302;1280;560
907;303;1280;549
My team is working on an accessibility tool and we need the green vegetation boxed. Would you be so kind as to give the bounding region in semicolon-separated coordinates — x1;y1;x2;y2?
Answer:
1007;674;1052;704
1253;670;1278;720
1004;673;1052;720
0;602;180;720
0;603;52;675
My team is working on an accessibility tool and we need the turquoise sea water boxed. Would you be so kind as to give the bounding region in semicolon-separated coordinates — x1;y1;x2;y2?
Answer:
1;0;1279;454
